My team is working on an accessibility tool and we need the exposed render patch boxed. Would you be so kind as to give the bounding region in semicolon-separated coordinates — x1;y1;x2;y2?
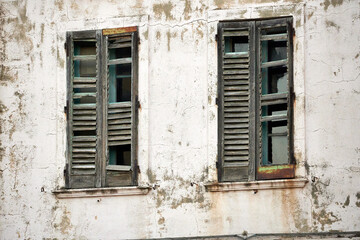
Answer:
40;23;45;43
326;20;340;31
156;31;161;41
181;29;188;41
166;31;177;51
183;0;192;20
214;0;225;9
311;179;341;231
342;195;350;208
356;192;360;207
143;29;149;40
322;0;344;11
57;48;64;68
153;2;175;21
54;208;73;235
133;0;143;9
54;0;64;11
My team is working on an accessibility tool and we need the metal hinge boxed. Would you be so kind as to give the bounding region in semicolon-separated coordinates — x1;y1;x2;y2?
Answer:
64;42;68;57
136;100;141;109
64;164;68;177
215;97;219;106
64;100;69;120
216;161;220;169
137;165;141;173
215;34;218;42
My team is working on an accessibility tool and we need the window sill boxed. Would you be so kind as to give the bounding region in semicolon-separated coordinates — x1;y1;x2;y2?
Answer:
53;186;151;199
204;178;308;192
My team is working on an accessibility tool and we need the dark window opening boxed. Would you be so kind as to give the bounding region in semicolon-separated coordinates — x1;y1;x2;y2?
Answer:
225;36;249;53
109;145;131;166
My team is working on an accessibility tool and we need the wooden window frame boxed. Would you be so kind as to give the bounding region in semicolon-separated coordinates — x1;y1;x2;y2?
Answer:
217;17;294;182
65;27;139;189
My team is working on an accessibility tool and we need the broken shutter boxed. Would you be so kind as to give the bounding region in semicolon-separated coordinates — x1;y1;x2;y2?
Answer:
218;22;255;182
66;30;101;188
256;18;294;180
103;28;138;186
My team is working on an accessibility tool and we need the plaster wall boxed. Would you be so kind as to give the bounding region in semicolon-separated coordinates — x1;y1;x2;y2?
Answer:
0;0;359;239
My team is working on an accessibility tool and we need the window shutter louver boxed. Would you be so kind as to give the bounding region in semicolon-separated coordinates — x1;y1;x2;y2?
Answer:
218;22;255;182
66;31;100;188
104;30;138;186
256;18;295;180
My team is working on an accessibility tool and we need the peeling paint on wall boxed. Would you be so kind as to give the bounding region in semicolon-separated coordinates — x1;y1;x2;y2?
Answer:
0;0;360;238
153;2;175;21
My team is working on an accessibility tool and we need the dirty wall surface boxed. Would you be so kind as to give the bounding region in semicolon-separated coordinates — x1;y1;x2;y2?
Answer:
0;0;359;239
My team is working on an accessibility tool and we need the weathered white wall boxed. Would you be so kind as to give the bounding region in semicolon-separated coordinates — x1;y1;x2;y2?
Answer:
0;0;359;239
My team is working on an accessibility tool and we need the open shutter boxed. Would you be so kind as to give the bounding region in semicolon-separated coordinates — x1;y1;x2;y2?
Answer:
103;28;138;187
66;30;101;188
218;22;255;182
256;17;294;180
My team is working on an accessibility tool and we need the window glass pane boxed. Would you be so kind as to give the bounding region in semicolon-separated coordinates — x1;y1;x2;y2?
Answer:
261;67;288;94
225;36;248;53
261;121;288;165
73;41;96;105
262;40;287;63
116;77;131;102
108;38;132;103
109;145;131;166
262;103;287;117
74;41;97;77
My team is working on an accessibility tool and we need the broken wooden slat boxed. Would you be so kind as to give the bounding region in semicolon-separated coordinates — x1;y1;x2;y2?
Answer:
108;42;132;49
106;165;132;171
261;59;287;68
73;55;96;61
261;33;287;41
73;92;97;99
222;30;249;37
261;114;287;122
108;58;132;65
224;53;249;59
73;77;96;83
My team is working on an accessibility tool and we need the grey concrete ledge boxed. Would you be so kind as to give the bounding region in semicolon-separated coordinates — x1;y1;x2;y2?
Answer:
204;178;308;192
53;186;151;199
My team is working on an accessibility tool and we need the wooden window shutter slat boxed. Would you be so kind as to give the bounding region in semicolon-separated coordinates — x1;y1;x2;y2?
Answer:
66;30;100;189
218;22;255;182
256;17;294;180
104;29;138;187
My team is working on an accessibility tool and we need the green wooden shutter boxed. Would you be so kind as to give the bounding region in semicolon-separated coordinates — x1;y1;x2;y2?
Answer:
103;28;138;187
66;30;100;188
218;22;255;182
255;18;295;180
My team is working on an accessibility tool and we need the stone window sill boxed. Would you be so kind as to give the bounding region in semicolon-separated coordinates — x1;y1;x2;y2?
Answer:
53;186;151;199
204;178;308;192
